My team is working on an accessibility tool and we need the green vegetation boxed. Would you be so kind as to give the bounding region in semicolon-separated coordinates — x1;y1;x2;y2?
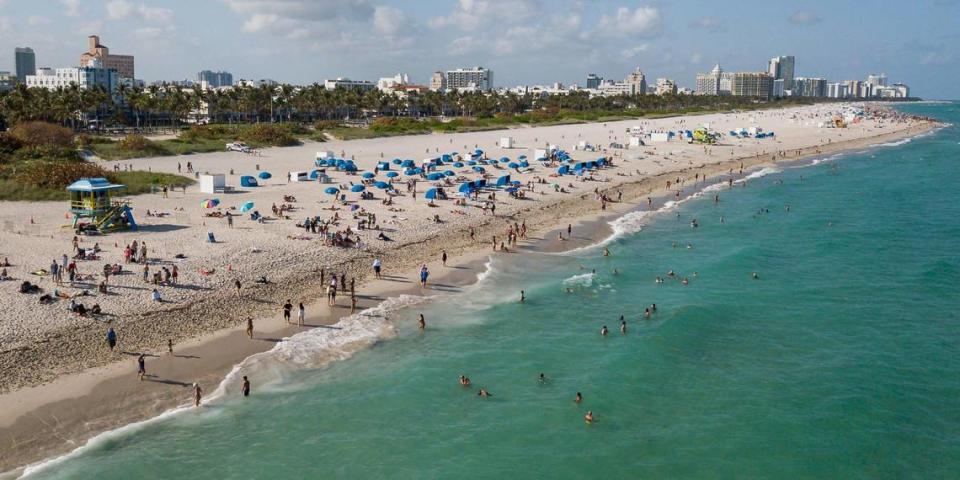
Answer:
85;123;307;160
0;122;194;201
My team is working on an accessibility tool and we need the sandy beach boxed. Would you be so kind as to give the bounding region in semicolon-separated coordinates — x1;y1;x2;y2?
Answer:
0;103;937;474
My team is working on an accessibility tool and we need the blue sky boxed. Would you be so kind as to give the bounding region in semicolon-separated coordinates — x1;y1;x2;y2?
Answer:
0;0;956;98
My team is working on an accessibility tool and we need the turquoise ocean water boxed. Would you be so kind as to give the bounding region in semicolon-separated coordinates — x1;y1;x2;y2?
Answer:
24;103;960;479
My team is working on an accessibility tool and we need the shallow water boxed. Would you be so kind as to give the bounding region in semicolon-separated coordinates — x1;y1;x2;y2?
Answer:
26;103;960;479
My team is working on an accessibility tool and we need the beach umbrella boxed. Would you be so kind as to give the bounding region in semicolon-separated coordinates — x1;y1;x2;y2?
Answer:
499;157;510;162
518;155;527;160
519;161;529;167
424;188;438;200
404;168;418;176
377;162;390;170
467;160;477;166
512;180;521;186
453;162;464;168
257;171;272;180
201;199;218;209
401;159;415;168
474;148;483;154
344;164;358;172
426;172;443;181
350;184;366;193
362;172;376;179
443;170;455;176
324;187;340;195
374;181;391;189
385;171;399;178
391;159;402;165
508;162;520;169
473;166;485;173
240;201;254;213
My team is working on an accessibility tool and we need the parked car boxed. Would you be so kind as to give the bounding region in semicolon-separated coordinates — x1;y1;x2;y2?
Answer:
226;142;251;153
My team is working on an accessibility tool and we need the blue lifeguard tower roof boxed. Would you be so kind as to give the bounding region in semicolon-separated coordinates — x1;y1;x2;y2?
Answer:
66;177;125;192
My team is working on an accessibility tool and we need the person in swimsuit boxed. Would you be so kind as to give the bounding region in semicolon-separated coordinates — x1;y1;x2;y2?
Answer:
575;392;583;403
418;314;425;330
246;317;254;339
478;388;491;398
194;383;203;407
584;411;594;424
459;375;471;387
241;376;250;397
106;327;117;351
600;326;609;336
137;354;145;381
282;300;292;324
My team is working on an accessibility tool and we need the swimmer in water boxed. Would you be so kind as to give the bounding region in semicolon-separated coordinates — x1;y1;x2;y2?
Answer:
686;243;692;249
644;308;651;318
520;290;525;303
575;392;583;403
650;303;657;313
418;314;425;330
655;276;663;284
613;269;619;275
459;375;471;387
620;320;627;334
539;373;547;383
603;248;610;257
682;277;689;285
600;325;609;336
584;411;594;424
752;272;759;280
478;388;492;398
720;216;725;224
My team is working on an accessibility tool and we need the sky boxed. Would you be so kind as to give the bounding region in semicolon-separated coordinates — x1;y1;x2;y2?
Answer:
0;0;956;98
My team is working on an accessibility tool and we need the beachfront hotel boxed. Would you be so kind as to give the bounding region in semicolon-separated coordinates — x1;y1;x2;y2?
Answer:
79;35;134;80
444;67;493;92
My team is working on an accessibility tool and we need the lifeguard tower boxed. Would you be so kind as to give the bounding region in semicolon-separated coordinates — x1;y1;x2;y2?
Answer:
67;177;137;233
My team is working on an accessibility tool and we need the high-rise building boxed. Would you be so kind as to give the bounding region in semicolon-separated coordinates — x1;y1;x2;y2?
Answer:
826;82;848;98
695;64;723;95
377;73;409;92
445;67;493;92
843;80;864;99
625;67;647;95
719;72;733;95
772;79;785;98
429;71;446;92
197;70;234;88
730;72;773;99
866;73;888;87
14;47;36;83
79;35;135;79
586;73;602;89
767;55;795;93
655;78;677;95
793;77;827;97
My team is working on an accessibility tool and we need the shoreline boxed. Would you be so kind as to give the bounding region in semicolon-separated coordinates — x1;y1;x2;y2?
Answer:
0;108;940;475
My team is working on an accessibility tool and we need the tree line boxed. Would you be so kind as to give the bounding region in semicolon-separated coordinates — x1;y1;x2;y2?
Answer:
0;82;833;131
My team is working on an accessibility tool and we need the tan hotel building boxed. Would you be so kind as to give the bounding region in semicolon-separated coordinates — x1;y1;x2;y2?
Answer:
79;35;135;79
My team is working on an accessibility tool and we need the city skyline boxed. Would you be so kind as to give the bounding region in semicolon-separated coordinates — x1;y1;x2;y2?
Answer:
0;0;956;98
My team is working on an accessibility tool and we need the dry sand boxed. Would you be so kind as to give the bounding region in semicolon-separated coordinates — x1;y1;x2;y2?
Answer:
0;103;937;474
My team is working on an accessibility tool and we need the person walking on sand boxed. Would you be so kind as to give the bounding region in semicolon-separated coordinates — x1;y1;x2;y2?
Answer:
419;264;430;288
234;279;242;297
241;376;250;397
106;327;117;351
168;339;173;355
298;302;305;326
441;250;447;266
193;383;203;407
372;258;382;279
137;354;146;381
283;300;292;324
246;317;254;339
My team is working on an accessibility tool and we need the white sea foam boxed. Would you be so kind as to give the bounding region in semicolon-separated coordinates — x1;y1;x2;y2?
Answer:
18;293;431;479
871;137;912;148
562;272;596;289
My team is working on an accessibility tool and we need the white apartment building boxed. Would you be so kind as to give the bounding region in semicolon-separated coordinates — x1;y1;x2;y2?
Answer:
323;78;376;91
445;67;493;92
25;66;118;93
377;73;410;92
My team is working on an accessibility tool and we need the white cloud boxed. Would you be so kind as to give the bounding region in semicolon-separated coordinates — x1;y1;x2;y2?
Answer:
27;15;52;26
689;52;702;64
105;0;171;23
598;6;662;37
690;16;723;33
373;6;410;37
621;44;649;59
789;10;821;25
429;0;539;30
60;0;82;17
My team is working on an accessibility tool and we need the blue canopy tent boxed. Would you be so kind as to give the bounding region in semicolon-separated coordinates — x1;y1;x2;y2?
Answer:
362;172;376;179
474;179;487;188
315;159;328;167
324;187;340;195
257;171;272;180
496;174;511;187
424;188;438;200
343;163;358;172
377;162;390;170
374;181;391;189
240;176;258;187
350;184;366;193
309;170;322;180
458;182;473;194
557;165;570;175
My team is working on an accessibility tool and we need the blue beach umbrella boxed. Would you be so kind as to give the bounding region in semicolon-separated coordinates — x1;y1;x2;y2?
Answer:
519;161;529;167
473;166;485;173
467;160;477;166
374;181;390;189
453;162;464;168
443;170;455;176
499;157;510;162
391;159;402;165
401;159;415;168
257;171;272;180
240;201;254;213
518;155;527;160
362;172;376;179
426;172;443;181
324;187;340;195
508;162;520;169
350;184;366;193
386;171;399;178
